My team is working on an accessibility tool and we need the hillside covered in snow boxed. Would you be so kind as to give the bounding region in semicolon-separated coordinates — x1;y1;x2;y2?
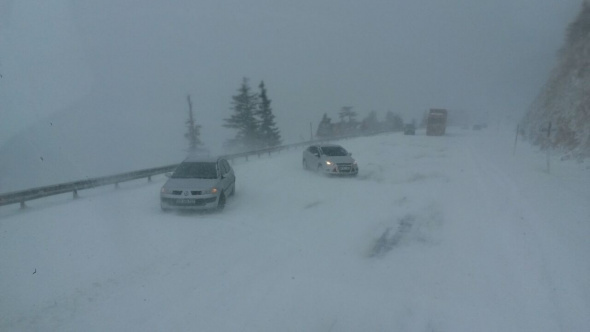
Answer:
522;1;590;159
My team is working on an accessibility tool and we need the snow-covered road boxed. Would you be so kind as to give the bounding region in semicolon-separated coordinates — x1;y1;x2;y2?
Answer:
1;128;589;331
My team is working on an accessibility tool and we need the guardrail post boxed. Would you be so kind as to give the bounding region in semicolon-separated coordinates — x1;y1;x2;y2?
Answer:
148;175;152;182
20;201;26;209
115;183;120;189
73;190;79;199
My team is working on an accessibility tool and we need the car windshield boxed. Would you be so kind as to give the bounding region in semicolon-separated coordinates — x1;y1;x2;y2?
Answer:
172;162;218;179
321;146;348;156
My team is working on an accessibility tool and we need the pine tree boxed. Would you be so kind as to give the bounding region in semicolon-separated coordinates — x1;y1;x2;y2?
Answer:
256;81;282;147
338;106;359;133
184;94;202;152
361;110;379;133
385;110;404;131
223;78;260;150
316;113;333;137
338;106;358;123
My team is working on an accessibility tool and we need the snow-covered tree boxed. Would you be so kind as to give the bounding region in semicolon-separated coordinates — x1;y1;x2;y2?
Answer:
184;95;202;152
337;106;359;134
256;81;282;147
361;110;380;133
316;113;333;138
223;78;260;151
385;111;404;132
338;106;358;123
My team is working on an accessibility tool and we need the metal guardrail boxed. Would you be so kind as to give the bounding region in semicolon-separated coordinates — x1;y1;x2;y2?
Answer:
0;164;179;208
0;130;387;209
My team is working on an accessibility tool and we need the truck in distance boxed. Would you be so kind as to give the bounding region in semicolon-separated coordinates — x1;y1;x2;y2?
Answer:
426;108;448;136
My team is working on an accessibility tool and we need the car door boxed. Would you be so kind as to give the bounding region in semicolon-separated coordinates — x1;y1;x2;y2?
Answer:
306;146;320;168
219;159;233;193
226;160;235;193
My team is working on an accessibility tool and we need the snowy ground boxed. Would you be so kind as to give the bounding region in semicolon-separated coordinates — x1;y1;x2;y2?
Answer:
1;127;589;331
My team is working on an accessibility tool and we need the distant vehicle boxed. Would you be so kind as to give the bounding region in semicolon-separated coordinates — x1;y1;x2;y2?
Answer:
404;123;416;135
426;108;448;136
160;155;235;211
303;144;358;176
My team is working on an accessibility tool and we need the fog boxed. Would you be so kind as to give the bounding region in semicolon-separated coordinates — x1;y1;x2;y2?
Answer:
2;3;590;329
0;0;584;189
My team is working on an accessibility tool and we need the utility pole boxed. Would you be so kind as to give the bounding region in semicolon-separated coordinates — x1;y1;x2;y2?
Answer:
513;124;519;156
546;122;552;173
186;95;198;151
542;121;552;173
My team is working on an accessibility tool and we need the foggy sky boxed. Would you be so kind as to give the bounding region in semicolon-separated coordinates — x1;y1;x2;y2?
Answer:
0;0;584;145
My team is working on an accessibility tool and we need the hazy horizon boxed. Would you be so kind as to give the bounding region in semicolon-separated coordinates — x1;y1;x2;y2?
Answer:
0;0;584;149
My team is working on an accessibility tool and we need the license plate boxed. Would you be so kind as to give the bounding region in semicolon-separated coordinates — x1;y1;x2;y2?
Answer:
177;198;196;204
339;166;350;171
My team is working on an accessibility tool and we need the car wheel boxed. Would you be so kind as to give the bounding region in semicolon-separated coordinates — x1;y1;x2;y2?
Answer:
161;205;170;212
217;192;226;211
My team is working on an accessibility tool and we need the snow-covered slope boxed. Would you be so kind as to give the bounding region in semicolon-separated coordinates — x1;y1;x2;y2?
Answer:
522;1;590;158
1;128;589;331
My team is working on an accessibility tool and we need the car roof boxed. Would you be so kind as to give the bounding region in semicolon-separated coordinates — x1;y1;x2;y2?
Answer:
182;154;222;163
313;144;343;148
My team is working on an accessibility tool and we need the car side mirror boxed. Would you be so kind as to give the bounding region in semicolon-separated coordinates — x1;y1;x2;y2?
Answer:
314;153;320;158
348;152;352;156
165;172;172;178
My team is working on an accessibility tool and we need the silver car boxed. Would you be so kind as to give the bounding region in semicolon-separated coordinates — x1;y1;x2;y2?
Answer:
160;155;235;211
302;144;358;176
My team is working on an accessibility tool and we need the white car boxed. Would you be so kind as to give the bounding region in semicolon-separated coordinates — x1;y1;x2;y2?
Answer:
302;144;358;176
160;155;235;211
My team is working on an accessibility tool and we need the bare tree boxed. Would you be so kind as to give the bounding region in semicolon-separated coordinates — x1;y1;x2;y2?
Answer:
185;95;202;152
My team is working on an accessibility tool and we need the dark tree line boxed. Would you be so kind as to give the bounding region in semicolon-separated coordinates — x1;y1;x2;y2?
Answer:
223;78;282;151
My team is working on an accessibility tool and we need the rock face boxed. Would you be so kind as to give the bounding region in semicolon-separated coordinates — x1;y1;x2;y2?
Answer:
522;1;590;159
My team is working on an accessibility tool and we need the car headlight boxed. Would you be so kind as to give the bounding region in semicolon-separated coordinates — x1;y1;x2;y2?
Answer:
161;187;171;194
352;160;357;165
325;160;333;166
203;187;218;194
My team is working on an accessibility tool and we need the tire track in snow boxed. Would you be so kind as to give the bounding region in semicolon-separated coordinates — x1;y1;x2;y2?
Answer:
465;142;568;331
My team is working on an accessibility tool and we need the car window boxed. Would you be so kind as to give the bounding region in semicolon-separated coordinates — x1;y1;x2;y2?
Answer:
309;147;319;154
222;160;231;173
171;162;218;179
320;146;348;156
